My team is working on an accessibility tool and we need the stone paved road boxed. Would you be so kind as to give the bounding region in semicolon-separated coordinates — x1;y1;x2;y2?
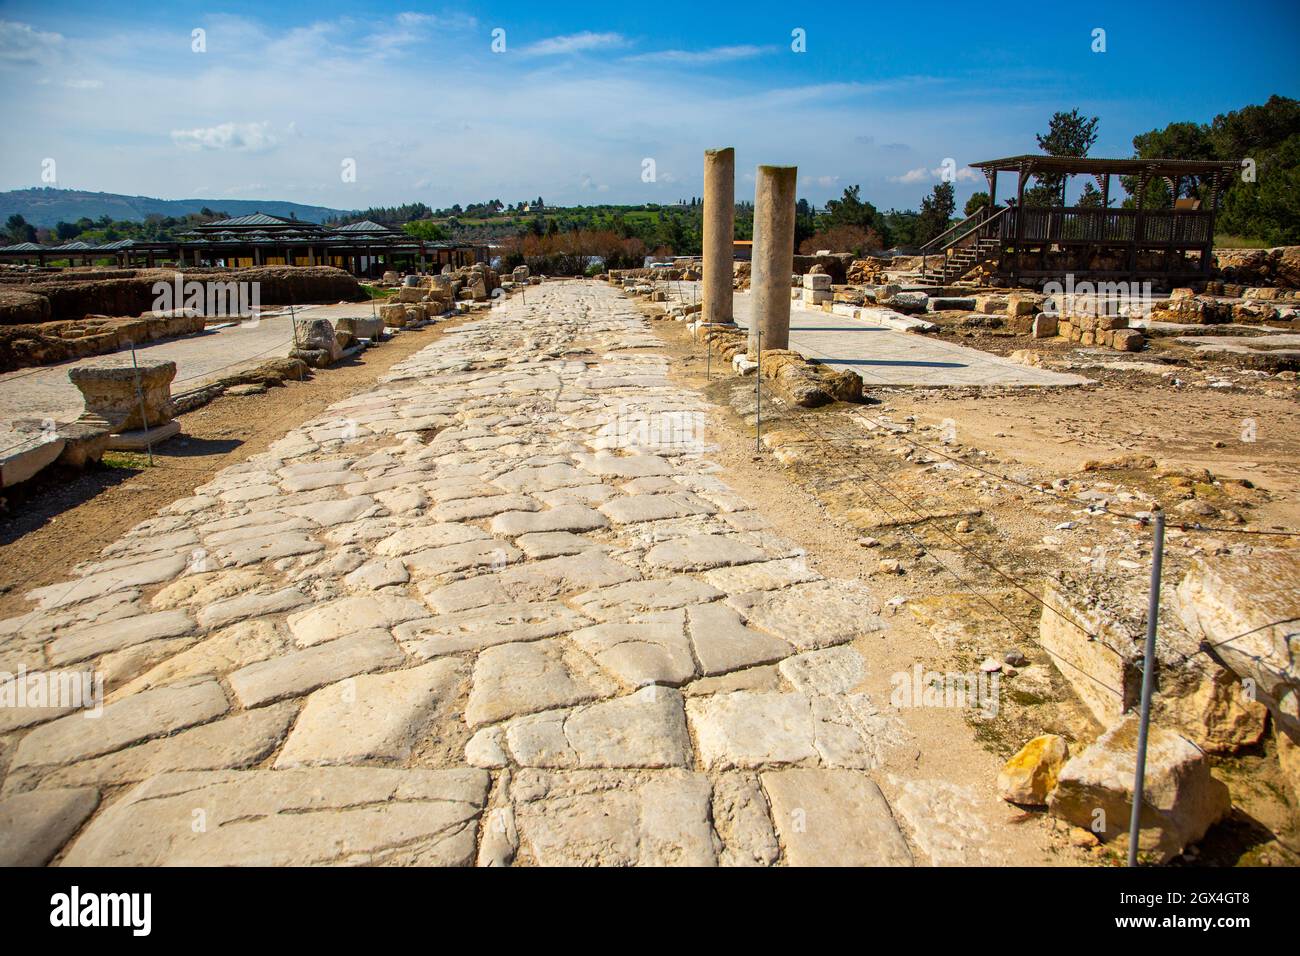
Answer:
0;281;997;866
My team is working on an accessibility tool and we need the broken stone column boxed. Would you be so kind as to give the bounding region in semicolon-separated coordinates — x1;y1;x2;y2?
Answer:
702;147;735;327
748;164;797;358
69;361;176;433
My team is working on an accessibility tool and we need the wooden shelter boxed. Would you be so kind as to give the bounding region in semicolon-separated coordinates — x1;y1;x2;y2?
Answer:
920;155;1241;287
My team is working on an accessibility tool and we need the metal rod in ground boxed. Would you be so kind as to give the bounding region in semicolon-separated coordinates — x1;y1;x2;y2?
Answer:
128;342;153;467
706;331;711;380
755;328;762;453
1128;507;1167;867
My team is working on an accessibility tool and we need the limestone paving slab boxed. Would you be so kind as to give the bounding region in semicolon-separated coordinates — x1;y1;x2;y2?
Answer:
63;767;490;866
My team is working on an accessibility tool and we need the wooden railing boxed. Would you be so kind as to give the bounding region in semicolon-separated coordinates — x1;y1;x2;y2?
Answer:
1001;206;1212;245
920;206;987;254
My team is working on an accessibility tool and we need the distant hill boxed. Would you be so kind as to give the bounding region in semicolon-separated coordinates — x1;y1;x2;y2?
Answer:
0;188;353;228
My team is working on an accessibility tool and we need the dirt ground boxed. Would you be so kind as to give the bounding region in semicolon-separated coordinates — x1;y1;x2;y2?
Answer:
0;311;474;619
644;303;1300;867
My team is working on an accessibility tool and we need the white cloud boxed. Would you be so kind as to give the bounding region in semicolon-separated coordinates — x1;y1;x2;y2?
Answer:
519;32;627;57
64;78;103;89
890;164;979;184
0;19;63;65
893;166;931;184
171;121;279;152
626;45;771;65
368;11;477;54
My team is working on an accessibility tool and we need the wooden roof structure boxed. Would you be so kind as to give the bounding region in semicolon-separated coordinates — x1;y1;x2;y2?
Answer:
919;154;1244;286
969;155;1239;177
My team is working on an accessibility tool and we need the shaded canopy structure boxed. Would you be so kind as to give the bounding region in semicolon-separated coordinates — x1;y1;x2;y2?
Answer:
921;155;1242;287
0;213;488;277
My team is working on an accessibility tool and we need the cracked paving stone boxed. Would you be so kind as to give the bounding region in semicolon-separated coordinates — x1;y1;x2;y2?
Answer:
685;602;794;676
0;788;99;866
573;451;674;478
373;522;488;558
8;702;297;793
62;767;490;866
111;619;288;700
489;504;608;536
727;580;885;650
47;608;195;666
282;495;381;527
571;576;723;622
395;601;590;658
211;532;324;568
429;493;540;523
503;686;691;769
511;768;716;866
711;772;780;867
276;659;465;768
686;690;817;769
570;611;697;686
402;538;522;577
194;586;310;631
288;594;430;647
762;768;913;867
702;556;822;593
599;492;716;525
228;630;404;708
27;553;191;610
422;551;638;614
644;533;768;571
491;463;592;493
464;639;619;728
12;679;229;770
515;531;599;559
343;557;410;590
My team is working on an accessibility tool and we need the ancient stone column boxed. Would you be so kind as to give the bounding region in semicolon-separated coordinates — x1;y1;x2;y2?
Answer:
749;164;797;357
702;147;735;326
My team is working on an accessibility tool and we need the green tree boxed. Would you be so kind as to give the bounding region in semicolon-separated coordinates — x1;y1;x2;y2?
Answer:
403;220;447;241
963;191;990;217
1123;95;1299;242
1025;108;1099;206
916;182;956;244
5;214;35;243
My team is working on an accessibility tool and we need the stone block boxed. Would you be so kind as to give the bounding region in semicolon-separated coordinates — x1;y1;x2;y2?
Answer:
335;316;384;340
69;360;176;432
1048;714;1230;863
1111;329;1145;352
1038;584;1141;725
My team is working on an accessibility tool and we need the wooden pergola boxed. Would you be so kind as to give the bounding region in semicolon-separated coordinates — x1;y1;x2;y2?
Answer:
921;155;1241;287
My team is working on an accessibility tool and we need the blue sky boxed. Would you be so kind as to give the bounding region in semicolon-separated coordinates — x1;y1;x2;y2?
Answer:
0;0;1296;213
